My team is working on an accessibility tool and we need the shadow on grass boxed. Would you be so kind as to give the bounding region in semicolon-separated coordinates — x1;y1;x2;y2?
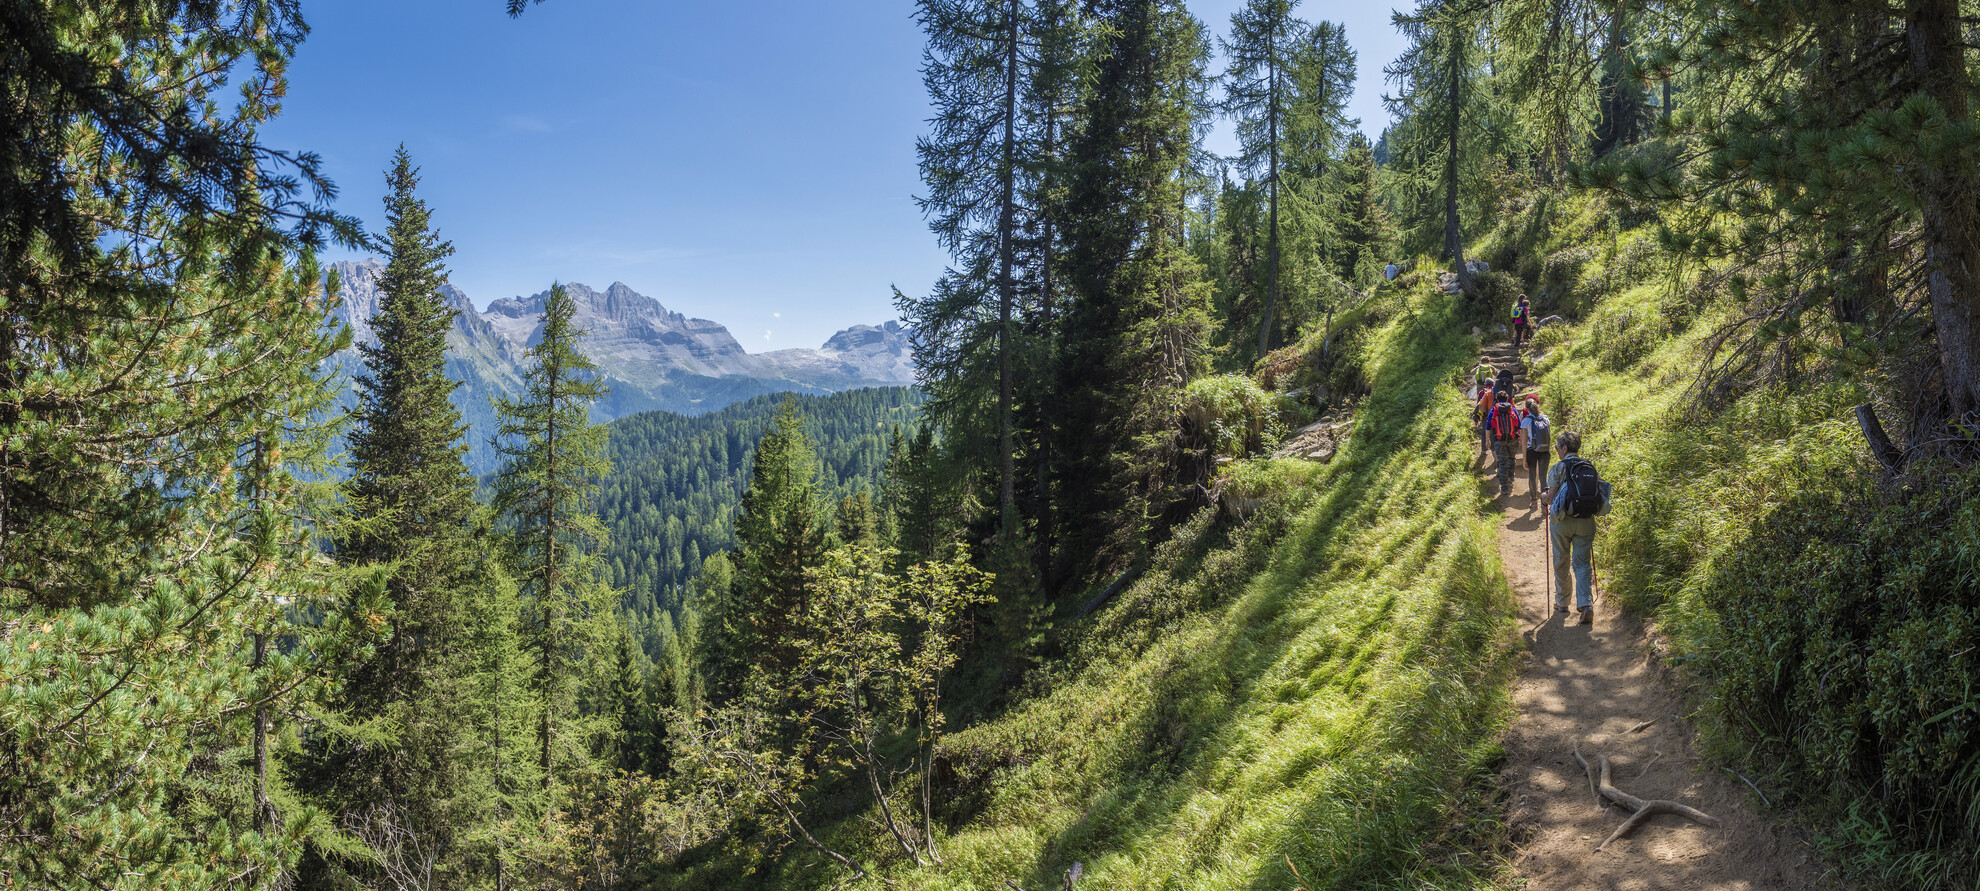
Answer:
982;289;1520;890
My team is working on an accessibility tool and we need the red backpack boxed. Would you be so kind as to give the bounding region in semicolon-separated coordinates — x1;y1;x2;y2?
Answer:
1492;401;1518;440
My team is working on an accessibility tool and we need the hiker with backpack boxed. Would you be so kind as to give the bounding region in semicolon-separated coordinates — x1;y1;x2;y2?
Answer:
1474;384;1497;456
1520;398;1550;508
1487;392;1522;498
1511;295;1533;348
1471;361;1496;398
1541;431;1611;625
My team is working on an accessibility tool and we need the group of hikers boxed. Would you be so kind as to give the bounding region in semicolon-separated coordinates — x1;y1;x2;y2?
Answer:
1471;293;1609;626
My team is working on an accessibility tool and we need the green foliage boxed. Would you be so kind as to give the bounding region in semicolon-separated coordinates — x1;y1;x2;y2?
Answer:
718;399;834;695
1181;373;1285;459
1382;0;1505;271
908;0;1091;533
670;545;993;882
493;281;620;805
651;281;1517;890
1056;0;1215;581
304;148;524;887
2;5;364;877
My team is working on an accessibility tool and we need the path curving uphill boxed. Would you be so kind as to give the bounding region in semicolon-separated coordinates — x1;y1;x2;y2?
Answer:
1476;336;1844;890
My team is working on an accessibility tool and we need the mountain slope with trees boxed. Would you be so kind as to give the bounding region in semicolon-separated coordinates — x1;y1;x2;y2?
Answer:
11;0;1980;888
599;387;923;655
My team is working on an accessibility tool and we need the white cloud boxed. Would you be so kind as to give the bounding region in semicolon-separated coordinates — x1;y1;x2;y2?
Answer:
764;330;773;341
772;312;781;318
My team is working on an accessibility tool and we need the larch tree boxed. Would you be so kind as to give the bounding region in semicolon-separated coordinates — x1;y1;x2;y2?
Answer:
1386;0;1492;296
1221;0;1306;359
909;0;1090;601
912;0;1032;529
492;281;618;803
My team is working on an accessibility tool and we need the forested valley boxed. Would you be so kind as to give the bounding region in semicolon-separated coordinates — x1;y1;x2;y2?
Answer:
6;0;1980;888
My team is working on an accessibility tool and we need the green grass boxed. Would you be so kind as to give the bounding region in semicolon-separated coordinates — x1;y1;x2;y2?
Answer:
648;284;1520;890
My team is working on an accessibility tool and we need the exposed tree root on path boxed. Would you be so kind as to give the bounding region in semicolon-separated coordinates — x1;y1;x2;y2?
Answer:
1573;738;1720;851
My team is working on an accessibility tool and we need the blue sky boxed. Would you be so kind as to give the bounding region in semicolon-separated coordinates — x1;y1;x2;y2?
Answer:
266;0;1405;351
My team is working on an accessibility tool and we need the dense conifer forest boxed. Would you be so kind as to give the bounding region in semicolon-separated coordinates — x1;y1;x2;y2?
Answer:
6;0;1980;888
598;388;923;656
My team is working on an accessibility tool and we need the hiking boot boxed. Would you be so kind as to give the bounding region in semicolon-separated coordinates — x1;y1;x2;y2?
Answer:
1578;606;1594;626
1553;599;1569;614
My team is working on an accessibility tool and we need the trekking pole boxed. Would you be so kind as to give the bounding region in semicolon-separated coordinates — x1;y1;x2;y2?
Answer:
1543;504;1551;614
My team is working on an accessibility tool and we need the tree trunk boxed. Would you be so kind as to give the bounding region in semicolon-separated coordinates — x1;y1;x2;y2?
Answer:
1907;0;1980;428
1034;72;1062;595
997;0;1021;526
1258;27;1282;360
253;629;271;831
1444;29;1477;298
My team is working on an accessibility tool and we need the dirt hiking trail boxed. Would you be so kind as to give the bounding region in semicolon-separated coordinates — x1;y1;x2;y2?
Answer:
1474;338;1843;890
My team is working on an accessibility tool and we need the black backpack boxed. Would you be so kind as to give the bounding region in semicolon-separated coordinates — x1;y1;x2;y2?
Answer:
1560;457;1605;518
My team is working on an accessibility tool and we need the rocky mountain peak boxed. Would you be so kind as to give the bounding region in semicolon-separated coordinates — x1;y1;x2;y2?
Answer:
320;258;916;474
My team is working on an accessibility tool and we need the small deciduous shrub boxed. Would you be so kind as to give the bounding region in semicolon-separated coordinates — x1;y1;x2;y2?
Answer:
1182;373;1286;459
1687;465;1980;888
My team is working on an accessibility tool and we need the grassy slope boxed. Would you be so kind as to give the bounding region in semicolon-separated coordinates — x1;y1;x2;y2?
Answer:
1480;192;1980;887
656;283;1520;889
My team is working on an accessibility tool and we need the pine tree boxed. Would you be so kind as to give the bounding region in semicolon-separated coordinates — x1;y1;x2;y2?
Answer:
1583;0;1980;444
1221;0;1306;358
1057;0;1215;579
724;399;830;692
493;282;618;802
0;4;367;884
305;147;515;887
886;423;973;568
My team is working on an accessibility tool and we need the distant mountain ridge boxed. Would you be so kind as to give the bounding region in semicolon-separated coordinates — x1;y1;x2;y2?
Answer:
324;259;915;472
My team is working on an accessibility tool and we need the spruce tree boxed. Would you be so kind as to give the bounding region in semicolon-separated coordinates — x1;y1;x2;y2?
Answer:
1332;135;1391;285
1057;0;1215;579
306;147;514;887
492;282;618;800
723;399;830;692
